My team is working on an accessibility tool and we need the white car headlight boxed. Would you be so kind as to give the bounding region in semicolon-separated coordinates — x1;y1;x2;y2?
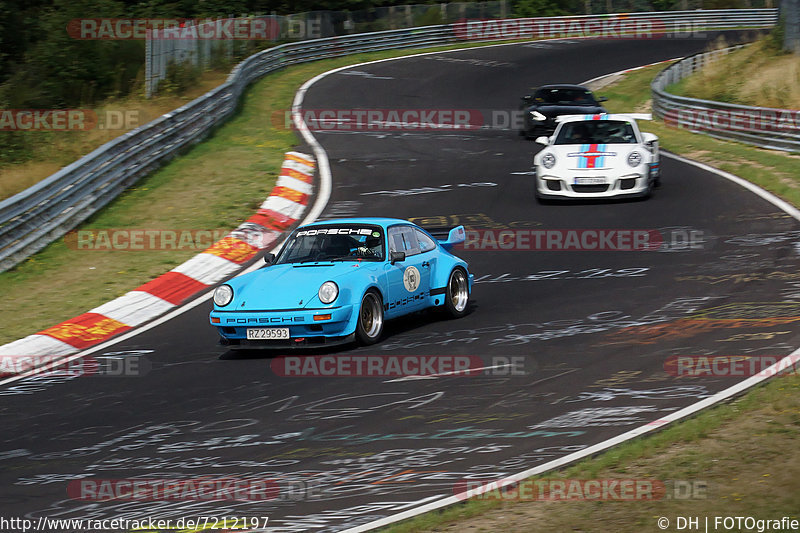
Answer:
213;284;233;307
542;153;556;169
627;151;642;167
318;281;339;304
530;110;546;121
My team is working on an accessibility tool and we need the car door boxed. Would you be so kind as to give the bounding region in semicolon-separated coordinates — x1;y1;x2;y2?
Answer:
385;225;432;317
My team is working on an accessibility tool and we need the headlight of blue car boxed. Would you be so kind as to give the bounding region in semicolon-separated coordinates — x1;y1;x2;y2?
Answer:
213;284;233;306
318;281;339;304
530;110;546;121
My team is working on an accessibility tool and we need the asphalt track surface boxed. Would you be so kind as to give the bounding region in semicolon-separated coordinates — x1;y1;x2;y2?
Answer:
3;32;800;532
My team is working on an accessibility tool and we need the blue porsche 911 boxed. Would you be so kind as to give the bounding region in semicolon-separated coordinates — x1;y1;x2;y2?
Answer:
209;217;473;348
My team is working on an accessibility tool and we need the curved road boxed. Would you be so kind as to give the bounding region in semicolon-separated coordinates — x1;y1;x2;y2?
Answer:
2;32;800;532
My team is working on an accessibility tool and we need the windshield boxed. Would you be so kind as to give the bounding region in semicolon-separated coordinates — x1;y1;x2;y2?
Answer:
554;120;637;145
534;88;598;106
275;225;385;264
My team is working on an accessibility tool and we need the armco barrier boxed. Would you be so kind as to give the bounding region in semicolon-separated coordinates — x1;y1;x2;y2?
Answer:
0;152;313;368
651;45;800;151
0;8;778;273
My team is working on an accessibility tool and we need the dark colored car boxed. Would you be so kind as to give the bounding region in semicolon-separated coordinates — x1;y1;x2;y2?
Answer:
520;84;607;139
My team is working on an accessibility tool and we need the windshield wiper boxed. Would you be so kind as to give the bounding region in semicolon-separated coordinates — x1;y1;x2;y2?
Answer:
291;255;353;264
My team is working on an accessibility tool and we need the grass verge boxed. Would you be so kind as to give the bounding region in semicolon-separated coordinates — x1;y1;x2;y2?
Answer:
667;37;800;109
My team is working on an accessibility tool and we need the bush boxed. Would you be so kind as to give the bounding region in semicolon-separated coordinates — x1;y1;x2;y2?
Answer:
764;15;787;54
155;60;202;96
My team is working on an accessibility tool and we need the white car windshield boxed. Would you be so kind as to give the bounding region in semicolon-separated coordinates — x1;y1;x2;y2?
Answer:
554;120;637;145
275;225;385;264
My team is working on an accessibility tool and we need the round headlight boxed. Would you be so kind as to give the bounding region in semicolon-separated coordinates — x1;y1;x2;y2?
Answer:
318;281;339;304
213;284;233;307
542;153;556;169
530;110;546;121
627;151;642;167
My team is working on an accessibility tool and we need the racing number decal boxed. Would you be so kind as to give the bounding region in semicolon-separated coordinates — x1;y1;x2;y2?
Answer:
403;266;421;292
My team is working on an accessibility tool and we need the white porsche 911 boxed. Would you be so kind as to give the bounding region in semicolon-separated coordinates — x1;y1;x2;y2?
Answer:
532;113;660;201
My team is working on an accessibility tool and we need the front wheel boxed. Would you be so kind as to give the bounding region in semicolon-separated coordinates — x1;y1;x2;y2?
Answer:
356;290;384;345
444;268;470;318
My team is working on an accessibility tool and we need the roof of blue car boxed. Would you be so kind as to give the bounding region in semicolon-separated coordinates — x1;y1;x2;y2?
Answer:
302;217;412;228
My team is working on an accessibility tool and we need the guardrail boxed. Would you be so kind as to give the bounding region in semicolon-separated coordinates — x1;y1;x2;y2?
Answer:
0;8;778;272
651;44;800;152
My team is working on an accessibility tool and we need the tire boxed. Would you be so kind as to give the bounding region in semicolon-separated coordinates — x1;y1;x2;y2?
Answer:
356;290;384;345
444;268;470;318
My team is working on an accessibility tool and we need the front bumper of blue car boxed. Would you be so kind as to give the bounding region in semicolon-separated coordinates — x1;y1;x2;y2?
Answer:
210;305;356;348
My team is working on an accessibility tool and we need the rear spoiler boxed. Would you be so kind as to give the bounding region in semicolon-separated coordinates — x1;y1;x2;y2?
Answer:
421;225;466;251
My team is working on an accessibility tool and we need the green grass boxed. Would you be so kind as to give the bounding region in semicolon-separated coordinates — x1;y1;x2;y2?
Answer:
666;38;800;109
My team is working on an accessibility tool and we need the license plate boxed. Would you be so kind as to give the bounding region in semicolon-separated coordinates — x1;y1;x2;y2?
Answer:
246;328;290;340
574;177;607;185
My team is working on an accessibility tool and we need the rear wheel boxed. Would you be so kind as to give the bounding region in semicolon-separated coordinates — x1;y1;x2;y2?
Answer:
444;268;470;318
356;290;384;345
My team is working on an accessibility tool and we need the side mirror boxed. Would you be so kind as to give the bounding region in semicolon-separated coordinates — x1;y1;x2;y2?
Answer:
390;251;405;264
535;136;550;145
264;252;275;265
597;96;608;102
642;132;658;148
522;95;532;102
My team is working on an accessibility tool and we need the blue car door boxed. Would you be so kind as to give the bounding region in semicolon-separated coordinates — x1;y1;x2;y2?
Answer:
385;225;431;317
